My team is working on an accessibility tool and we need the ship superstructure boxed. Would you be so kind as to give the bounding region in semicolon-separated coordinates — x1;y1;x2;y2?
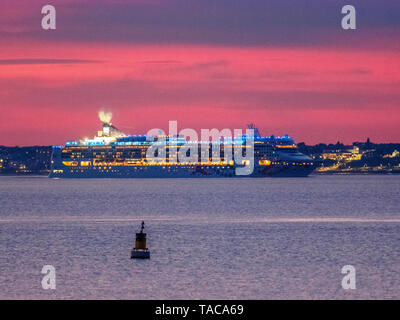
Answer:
50;119;315;178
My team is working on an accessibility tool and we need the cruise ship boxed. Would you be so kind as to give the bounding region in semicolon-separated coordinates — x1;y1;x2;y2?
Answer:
49;118;315;178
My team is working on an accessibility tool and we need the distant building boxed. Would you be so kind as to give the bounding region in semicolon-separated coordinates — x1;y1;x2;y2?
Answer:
383;150;399;158
321;146;362;162
0;146;52;174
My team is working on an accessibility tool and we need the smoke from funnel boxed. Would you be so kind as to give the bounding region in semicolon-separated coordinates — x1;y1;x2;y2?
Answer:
98;110;112;124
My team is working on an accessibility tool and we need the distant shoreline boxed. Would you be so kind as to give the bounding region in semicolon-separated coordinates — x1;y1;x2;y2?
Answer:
1;172;400;177
313;171;400;175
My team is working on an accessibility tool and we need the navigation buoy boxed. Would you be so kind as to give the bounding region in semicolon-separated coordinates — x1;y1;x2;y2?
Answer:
131;221;150;259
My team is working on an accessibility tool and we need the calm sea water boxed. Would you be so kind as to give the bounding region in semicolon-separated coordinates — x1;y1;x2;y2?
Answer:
0;175;399;299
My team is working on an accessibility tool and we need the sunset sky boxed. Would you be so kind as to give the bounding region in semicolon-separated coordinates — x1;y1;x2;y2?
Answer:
0;0;399;146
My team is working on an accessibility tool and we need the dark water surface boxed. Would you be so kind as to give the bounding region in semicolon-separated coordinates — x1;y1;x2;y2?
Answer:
0;175;399;299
